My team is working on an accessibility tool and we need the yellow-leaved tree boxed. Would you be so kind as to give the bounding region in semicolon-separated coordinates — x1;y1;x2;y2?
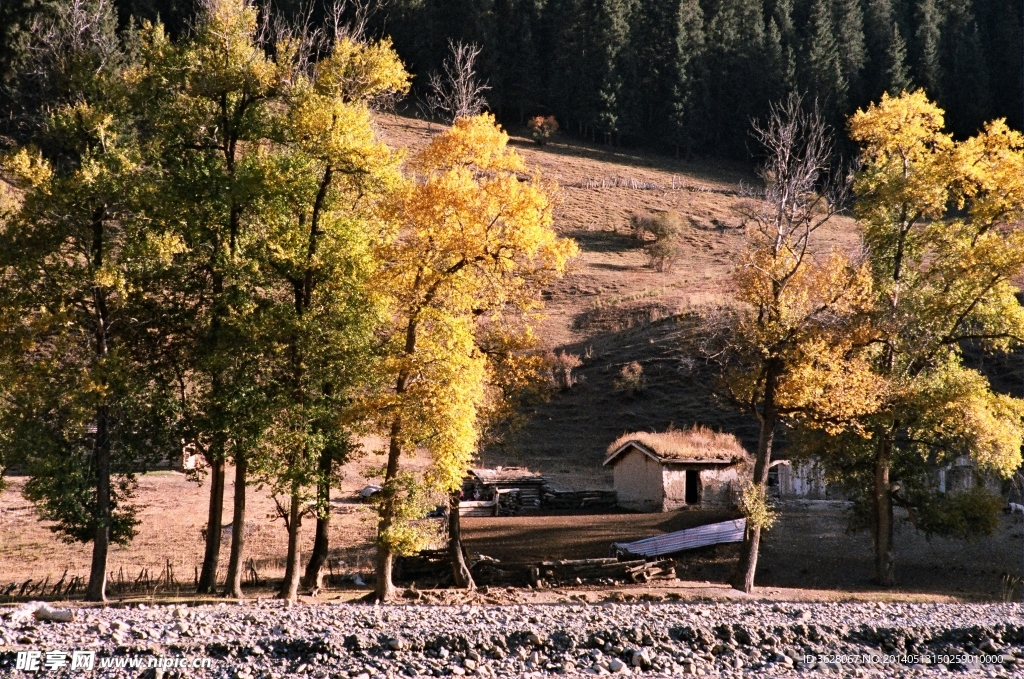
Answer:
249;29;409;601
371;114;577;600
806;91;1024;586
723;96;880;593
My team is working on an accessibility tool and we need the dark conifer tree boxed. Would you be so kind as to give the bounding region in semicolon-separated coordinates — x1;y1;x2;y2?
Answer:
489;0;540;122
668;0;705;155
864;0;905;100
764;18;796;102
835;0;867;107
977;0;1023;130
913;0;942;101
803;0;846;120
941;2;990;137
588;0;636;144
701;0;769;155
540;0;590;136
765;0;794;43
883;24;912;96
623;0;700;148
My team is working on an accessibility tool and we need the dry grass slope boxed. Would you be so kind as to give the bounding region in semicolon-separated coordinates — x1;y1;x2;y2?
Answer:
376;114;861;490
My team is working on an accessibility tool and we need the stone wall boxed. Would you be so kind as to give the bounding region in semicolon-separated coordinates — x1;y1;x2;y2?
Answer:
611;448;663;512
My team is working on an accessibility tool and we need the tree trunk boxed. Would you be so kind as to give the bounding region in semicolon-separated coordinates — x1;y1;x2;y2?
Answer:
279;484;302;601
85;405;111;602
223;454;247;598
375;417;404;601
732;524;762;594
375;546;396;601
301;448;332;590
449;490;475;590
873;434;895;586
85;208;111;603
731;364;778;594
197;454;226;594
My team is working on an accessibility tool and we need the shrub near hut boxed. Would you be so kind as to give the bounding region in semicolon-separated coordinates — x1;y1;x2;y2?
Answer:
604;426;751;512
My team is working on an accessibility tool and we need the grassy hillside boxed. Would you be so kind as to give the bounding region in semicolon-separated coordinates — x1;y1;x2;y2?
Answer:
378;114;861;490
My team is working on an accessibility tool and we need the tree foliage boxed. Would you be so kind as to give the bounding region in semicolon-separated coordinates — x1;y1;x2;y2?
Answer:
797;91;1024;585
0;0;181;601
371;114;576;599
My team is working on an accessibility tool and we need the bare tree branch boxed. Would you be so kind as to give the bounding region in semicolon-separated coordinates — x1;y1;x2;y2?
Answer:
422;40;489;124
739;93;851;291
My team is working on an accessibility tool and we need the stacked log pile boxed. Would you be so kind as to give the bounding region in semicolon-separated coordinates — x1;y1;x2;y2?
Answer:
409;556;679;588
458;500;498;517
396;551;676;588
526;558;676;587
462;468;546;515
540;489;618;511
394;549;453;585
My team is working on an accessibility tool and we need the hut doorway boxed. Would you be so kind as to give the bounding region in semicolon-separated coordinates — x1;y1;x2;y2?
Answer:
685;470;700;504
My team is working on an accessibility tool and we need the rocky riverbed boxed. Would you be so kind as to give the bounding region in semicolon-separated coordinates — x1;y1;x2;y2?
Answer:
2;599;1023;677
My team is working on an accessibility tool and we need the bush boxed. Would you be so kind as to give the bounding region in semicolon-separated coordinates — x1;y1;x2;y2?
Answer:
914;486;1004;539
646;211;683;240
630;210;685;271
739;481;777;531
614;361;645;395
629;212;654;240
546;350;582;390
646;235;686;272
629;210;682;241
528;115;559;146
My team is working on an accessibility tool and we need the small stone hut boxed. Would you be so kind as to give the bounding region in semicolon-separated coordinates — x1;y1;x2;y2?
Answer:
603;427;751;512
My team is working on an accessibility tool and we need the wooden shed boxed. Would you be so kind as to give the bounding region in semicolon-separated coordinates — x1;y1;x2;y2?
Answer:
460;467;548;516
603;427;751;512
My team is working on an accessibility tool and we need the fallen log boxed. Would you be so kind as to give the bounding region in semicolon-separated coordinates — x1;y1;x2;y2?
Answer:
396;550;676;587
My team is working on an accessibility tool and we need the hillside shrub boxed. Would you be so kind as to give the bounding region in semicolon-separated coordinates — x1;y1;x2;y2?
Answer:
528;115;558;145
614;361;646;395
546;350;582;390
630;210;685;271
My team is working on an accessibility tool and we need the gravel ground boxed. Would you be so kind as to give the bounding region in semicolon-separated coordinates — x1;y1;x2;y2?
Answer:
2;600;1023;678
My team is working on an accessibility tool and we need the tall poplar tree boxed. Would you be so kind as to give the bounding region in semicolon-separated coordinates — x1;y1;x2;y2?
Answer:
817;92;1024;586
724;96;875;593
253;34;409;601
0;0;179;602
371;115;576;600
134;0;285;595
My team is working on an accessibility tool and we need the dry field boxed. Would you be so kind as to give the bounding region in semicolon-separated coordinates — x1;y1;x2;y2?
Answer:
2;114;1017;603
6;467;1024;603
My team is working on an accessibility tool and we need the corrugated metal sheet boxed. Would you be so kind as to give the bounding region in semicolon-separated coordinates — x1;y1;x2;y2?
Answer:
613;518;746;557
